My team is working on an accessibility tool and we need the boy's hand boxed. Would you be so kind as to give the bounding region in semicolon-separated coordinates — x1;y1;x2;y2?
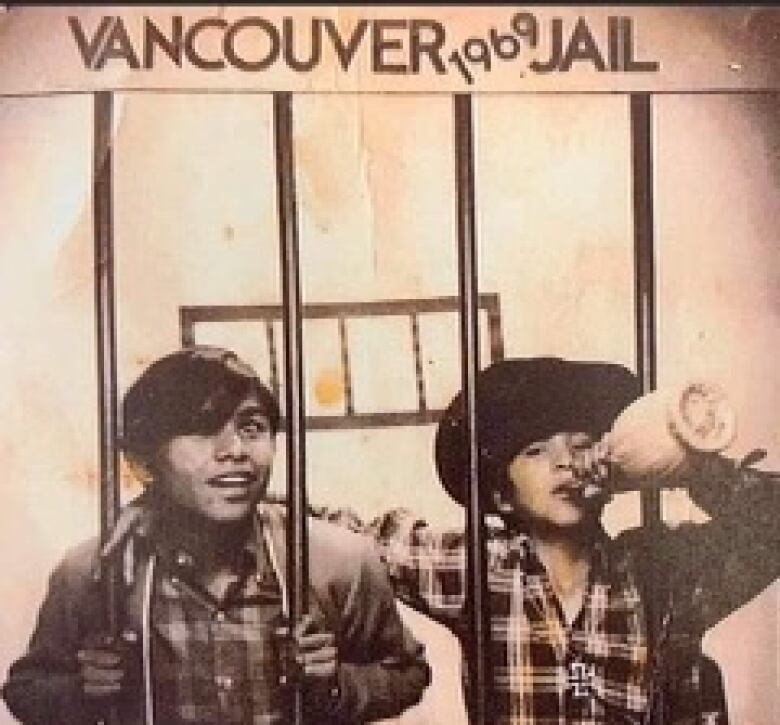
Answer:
275;614;341;710
571;439;611;496
76;633;135;702
572;441;609;488
292;614;338;690
606;382;737;489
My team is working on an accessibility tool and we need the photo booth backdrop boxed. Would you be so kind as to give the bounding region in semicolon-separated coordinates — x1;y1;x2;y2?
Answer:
0;89;778;723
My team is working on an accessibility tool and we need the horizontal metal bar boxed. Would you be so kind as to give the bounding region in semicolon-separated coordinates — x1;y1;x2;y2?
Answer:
286;410;443;431
180;293;501;323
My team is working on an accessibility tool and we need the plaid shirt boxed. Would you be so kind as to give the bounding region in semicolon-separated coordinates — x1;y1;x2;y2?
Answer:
384;528;728;725
135;525;288;725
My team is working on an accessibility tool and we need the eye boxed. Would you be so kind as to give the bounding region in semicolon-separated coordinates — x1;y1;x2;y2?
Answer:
238;415;270;438
521;443;544;457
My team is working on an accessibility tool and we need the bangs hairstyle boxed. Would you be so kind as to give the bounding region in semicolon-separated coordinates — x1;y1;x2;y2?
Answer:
121;346;280;461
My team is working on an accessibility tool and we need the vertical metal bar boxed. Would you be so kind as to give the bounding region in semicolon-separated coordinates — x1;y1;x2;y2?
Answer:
409;313;427;412
273;91;308;725
337;316;354;416
93;90;122;725
180;309;194;347
266;319;280;400
485;307;504;363
454;93;491;725
630;92;664;724
630;93;660;523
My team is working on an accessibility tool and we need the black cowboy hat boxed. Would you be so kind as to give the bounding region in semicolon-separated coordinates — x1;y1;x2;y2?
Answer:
434;357;640;507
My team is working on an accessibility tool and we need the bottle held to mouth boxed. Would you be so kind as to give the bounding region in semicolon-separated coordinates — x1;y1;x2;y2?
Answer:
603;380;737;490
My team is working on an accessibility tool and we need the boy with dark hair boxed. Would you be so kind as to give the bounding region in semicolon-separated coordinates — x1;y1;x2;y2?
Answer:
387;357;779;724
3;346;430;725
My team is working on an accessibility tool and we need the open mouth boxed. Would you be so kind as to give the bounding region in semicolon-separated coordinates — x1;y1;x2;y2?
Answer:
555;482;606;503
555;484;585;500
208;473;257;499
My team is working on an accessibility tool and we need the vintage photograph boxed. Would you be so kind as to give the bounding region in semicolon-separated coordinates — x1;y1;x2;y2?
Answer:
0;5;778;724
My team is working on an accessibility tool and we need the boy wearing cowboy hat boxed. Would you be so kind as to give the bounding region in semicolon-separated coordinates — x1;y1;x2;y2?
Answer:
387;357;779;724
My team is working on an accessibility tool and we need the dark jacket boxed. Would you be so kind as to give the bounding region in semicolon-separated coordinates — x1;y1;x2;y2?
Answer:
2;502;431;724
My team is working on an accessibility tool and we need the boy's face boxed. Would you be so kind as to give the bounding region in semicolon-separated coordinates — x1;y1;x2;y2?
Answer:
151;393;276;524
503;432;604;531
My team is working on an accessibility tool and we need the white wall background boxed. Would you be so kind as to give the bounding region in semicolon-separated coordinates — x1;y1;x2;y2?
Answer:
0;91;777;724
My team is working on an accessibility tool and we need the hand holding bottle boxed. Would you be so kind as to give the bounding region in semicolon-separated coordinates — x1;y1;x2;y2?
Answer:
603;380;737;490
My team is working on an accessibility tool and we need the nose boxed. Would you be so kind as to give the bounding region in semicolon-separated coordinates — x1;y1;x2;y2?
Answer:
551;436;576;471
214;426;247;460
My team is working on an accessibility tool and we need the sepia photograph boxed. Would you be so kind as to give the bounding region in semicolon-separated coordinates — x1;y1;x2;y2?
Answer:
0;5;778;724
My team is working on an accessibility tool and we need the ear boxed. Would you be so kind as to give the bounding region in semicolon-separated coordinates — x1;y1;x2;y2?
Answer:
123;452;154;487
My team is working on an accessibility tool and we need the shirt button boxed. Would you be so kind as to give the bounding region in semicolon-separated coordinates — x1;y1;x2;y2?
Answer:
175;551;194;568
215;674;233;690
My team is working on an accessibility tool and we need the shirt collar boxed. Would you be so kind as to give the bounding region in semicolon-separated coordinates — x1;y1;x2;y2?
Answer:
495;525;615;578
143;505;263;577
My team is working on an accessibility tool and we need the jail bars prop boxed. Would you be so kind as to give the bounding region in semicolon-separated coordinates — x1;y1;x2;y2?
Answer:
454;93;492;725
93;89;122;725
88;89;665;725
630;92;663;724
450;92;663;724
90;90;313;725
630;93;660;530
273;91;309;725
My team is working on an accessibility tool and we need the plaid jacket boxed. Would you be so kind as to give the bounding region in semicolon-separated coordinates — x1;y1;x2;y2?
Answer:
382;459;780;724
